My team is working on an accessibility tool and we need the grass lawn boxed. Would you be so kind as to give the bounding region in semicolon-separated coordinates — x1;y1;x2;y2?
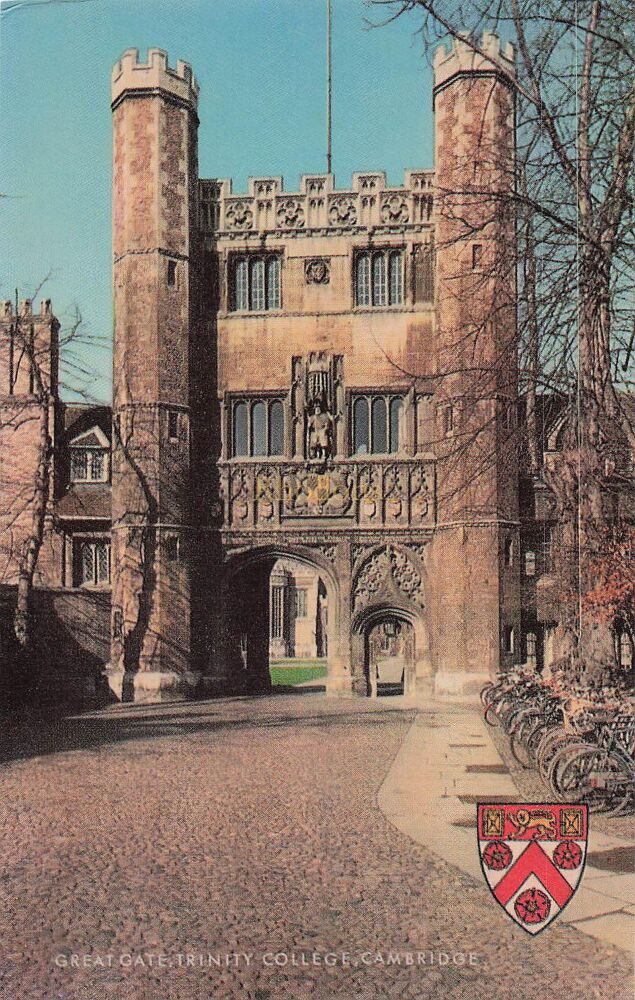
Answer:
269;659;328;687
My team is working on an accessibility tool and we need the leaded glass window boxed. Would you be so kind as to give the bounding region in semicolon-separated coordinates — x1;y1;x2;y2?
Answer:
352;394;404;455
355;250;403;306
250;258;265;311
231;398;285;458
230;254;282;312
269;400;284;456
251;400;267;456
70;447;107;482
76;540;110;587
233;402;248;457
371;397;387;454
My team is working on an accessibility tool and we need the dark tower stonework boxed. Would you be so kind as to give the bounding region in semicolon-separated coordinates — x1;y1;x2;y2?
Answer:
428;34;521;694
110;49;201;701
0;299;60;586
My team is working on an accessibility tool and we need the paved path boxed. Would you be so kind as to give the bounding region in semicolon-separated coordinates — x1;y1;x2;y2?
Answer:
0;694;632;1000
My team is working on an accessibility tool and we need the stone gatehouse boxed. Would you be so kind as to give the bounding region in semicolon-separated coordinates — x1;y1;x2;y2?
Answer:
1;35;536;702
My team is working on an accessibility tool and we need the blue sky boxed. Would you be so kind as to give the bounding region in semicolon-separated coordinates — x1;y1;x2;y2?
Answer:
0;0;434;402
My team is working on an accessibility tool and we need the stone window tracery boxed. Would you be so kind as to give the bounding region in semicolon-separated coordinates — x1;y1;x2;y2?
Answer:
352;394;404;455
354;250;403;307
230;253;281;312
231;397;285;458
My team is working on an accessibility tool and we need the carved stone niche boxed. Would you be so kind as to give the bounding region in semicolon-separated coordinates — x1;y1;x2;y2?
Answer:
291;352;344;461
304;258;330;285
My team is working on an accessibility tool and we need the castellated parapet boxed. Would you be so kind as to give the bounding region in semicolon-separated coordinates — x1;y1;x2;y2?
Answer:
111;47;199;111
433;31;515;96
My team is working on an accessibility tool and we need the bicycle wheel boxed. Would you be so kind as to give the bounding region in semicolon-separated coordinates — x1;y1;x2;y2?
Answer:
548;741;591;797
511;715;547;769
484;697;509;727
501;700;530;733
480;682;495;708
537;728;574;784
526;719;557;768
558;748;633;815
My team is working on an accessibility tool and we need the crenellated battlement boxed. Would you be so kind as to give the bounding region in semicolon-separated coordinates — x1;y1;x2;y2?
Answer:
111;47;199;110
433;31;515;94
199;169;435;235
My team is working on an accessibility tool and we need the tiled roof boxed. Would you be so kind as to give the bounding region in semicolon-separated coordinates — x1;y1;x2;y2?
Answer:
63;403;112;439
56;484;111;519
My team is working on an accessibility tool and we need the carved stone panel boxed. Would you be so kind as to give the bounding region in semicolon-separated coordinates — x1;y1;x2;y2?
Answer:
383;464;408;525
357;465;382;524
380;194;410;224
328;196;357;227
277;198;305;228
230;467;251;524
304;258;331;284
353;544;425;614
225;200;253;230
283;469;353;518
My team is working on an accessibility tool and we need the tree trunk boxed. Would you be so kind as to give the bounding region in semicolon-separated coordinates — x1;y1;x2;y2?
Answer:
13;394;52;650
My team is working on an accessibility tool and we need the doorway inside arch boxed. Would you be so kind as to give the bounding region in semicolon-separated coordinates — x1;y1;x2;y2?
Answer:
366;615;415;696
226;554;329;692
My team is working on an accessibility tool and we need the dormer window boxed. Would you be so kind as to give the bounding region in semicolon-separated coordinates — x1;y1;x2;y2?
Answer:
68;426;110;483
71;448;105;482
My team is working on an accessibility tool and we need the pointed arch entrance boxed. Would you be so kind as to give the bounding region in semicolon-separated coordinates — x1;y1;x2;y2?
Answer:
356;607;420;697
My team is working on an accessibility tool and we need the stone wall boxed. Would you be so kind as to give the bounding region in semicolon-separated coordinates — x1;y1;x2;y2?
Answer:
0;585;111;705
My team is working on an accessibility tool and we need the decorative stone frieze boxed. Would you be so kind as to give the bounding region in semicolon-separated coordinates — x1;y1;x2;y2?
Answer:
218;458;435;529
199;169;435;235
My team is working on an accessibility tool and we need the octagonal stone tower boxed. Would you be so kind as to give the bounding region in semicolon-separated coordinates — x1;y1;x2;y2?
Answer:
110;49;201;701
428;33;521;693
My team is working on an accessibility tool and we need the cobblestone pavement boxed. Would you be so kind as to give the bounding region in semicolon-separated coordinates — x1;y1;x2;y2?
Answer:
0;694;632;1000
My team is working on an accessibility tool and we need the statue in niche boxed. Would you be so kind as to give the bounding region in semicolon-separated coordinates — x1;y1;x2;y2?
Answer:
307;399;333;460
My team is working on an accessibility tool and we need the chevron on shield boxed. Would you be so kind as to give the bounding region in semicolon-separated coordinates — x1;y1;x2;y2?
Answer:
477;803;588;934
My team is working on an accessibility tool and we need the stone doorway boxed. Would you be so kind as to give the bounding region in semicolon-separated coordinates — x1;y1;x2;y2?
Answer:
366;615;415;697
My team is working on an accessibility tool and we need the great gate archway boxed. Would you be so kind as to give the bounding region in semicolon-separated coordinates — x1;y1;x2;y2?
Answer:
217;545;344;694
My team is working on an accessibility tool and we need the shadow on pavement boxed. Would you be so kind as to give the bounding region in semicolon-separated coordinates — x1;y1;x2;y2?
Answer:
0;693;416;767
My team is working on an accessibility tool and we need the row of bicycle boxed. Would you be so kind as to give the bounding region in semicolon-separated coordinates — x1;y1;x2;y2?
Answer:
480;673;635;817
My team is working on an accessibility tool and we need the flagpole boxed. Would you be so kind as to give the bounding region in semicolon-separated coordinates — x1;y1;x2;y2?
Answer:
326;0;332;175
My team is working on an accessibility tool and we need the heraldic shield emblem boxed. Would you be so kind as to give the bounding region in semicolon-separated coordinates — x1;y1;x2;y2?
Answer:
478;803;588;934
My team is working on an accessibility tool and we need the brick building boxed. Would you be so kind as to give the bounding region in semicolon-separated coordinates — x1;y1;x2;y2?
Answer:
1;35;559;703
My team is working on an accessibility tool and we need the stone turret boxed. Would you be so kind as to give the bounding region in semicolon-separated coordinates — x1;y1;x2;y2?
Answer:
428;33;520;694
432;31;515;94
110;48;200;701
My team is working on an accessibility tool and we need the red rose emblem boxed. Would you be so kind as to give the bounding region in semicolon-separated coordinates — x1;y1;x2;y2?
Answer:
514;888;551;924
553;840;583;869
482;840;513;870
